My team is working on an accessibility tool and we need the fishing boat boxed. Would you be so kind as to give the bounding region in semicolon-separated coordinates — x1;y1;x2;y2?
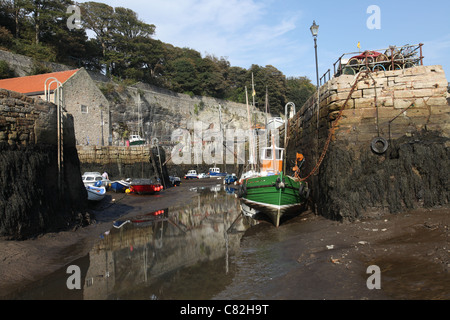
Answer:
238;144;309;227
237;100;309;227
129;179;163;195
82;172;109;188
86;185;106;201
110;179;131;193
184;170;198;179
208;166;227;177
129;134;146;146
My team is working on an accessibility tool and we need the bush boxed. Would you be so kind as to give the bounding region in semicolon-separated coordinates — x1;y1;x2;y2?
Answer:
0;60;15;79
28;60;52;76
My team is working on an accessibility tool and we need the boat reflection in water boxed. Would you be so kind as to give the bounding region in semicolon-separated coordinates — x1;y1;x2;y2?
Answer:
82;184;258;300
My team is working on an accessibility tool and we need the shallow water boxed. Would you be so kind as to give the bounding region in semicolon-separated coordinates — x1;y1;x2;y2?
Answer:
8;184;300;300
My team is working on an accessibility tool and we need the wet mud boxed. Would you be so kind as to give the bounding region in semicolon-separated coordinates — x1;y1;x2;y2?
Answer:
0;179;448;300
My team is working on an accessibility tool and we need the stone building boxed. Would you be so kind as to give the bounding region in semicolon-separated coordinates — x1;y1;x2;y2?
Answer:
0;68;110;146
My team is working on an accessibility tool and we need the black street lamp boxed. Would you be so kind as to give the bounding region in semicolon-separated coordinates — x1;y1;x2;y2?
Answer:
310;20;320;129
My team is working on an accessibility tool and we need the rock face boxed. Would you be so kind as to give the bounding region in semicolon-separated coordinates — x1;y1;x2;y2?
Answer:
0;89;87;239
318;131;449;220
98;81;267;146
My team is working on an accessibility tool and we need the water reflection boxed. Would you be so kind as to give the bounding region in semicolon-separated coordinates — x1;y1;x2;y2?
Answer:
83;184;257;299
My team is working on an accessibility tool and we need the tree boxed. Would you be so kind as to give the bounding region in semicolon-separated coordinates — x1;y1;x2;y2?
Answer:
112;7;155;40
197;55;226;98
80;1;116;75
167;57;199;94
286;76;315;110
0;59;15;78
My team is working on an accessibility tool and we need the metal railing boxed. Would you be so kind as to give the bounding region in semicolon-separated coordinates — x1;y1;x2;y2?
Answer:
331;43;424;78
317;44;425;85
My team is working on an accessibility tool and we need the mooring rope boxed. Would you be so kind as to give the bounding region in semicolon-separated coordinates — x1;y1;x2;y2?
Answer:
296;70;373;182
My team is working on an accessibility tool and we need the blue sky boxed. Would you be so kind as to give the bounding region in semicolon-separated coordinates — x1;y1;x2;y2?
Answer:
79;0;450;83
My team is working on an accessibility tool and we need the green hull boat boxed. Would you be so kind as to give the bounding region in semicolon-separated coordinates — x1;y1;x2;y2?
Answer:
239;172;309;227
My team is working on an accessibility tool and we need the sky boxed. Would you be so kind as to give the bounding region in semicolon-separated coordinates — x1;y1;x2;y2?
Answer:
77;0;450;83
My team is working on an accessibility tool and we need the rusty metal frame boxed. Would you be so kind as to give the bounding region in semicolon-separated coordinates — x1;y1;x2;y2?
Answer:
329;43;424;80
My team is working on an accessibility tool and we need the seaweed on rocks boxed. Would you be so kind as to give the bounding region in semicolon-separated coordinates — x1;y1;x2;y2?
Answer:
317;130;449;221
0;143;87;240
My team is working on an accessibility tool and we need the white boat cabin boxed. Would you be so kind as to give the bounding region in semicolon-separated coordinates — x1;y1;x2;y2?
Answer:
260;145;284;176
209;167;221;174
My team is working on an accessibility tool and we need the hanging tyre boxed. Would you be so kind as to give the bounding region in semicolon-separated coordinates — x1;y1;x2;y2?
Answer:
371;137;389;154
238;182;247;198
275;178;285;190
299;183;310;200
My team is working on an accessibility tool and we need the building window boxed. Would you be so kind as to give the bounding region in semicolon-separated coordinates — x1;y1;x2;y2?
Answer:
81;105;88;114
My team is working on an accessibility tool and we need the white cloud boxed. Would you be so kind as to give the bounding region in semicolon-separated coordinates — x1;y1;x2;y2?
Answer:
77;0;306;75
138;0;303;71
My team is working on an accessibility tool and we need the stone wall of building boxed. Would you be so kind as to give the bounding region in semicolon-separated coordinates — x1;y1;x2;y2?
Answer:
63;68;111;146
0;89;87;239
284;65;450;220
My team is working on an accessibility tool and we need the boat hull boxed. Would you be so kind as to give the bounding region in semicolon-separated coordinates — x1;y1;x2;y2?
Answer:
86;185;106;201
129;180;163;194
110;180;130;193
239;173;309;227
129;140;145;146
209;172;227;177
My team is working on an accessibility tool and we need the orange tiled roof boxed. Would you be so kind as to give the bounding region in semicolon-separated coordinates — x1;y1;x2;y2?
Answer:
0;69;79;95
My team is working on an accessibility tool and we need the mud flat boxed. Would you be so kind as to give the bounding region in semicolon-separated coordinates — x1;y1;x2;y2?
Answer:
0;178;448;300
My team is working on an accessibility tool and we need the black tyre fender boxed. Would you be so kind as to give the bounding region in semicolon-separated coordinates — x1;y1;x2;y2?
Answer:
299;183;310;199
275;178;285;190
275;177;281;190
298;183;305;196
304;188;310;200
371;137;389;154
238;182;247;198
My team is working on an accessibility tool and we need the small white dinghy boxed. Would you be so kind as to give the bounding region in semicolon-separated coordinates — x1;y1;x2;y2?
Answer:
86;185;106;201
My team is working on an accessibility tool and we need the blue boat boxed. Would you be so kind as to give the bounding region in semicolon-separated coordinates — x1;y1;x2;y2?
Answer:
110;180;130;193
208;167;227;177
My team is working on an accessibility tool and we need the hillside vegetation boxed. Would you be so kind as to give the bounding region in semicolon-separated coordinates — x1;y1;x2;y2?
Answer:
0;0;315;115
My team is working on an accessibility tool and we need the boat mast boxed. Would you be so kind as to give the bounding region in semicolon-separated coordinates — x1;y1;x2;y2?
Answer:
245;87;255;172
218;104;225;173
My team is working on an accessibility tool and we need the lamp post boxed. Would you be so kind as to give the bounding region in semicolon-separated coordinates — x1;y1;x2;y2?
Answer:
310;20;320;130
310;20;320;211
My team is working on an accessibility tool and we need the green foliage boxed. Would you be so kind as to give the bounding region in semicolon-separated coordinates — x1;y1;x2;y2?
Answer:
286;76;316;111
0;60;15;79
28;60;52;75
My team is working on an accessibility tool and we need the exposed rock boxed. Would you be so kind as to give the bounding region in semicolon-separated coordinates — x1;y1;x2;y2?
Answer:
318;130;449;221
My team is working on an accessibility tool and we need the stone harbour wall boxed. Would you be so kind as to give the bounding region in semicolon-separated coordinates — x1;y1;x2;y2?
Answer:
76;145;171;187
0;89;87;239
284;65;450;220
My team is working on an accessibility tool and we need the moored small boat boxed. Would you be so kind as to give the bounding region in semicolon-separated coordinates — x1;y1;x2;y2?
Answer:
208;167;227;177
238;137;309;227
86;185;106;201
129;179;163;195
110;180;131;193
129;134;146;146
239;172;308;227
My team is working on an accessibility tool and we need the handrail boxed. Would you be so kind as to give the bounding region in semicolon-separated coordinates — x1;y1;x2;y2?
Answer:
332;43;424;78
